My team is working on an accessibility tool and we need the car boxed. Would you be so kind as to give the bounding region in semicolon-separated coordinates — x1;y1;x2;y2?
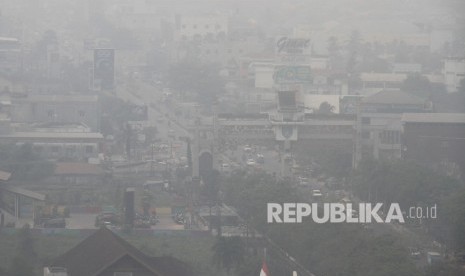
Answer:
243;145;252;152
246;159;256;166
43;218;66;228
312;189;323;197
256;154;264;164
409;247;421;259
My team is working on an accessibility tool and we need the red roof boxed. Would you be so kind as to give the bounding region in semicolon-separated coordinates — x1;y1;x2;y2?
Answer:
54;163;105;176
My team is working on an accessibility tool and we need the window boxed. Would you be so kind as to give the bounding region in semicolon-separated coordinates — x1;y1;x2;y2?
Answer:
78;110;85;117
85;145;94;153
205;24;209;29
48;110;55;118
181;24;186;29
51;146;60;153
361;117;370;124
193;24;197;29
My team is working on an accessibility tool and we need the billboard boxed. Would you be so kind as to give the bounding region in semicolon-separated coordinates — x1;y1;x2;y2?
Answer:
273;65;312;84
275;125;298;141
93;48;115;90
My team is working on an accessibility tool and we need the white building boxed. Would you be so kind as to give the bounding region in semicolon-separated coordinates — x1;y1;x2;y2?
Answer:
176;15;228;41
443;57;465;93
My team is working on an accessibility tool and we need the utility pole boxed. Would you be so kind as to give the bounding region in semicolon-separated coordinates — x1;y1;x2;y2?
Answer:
150;143;155;176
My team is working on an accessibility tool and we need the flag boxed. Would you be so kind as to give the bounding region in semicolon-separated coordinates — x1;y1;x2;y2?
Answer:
260;261;269;276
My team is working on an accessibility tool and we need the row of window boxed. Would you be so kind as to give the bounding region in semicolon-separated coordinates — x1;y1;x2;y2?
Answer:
47;110;86;118
379;130;401;144
203;49;243;55
34;145;94;154
182;24;223;30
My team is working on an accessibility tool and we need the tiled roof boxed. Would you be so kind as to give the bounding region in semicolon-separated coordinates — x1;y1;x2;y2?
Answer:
402;113;465;124
54;163;105;176
362;90;426;105
51;227;194;276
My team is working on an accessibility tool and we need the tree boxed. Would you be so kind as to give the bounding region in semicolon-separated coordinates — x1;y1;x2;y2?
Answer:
346;30;362;75
349;158;463;208
316;101;335;115
212;236;245;274
9;224;36;276
221;171;422;276
0;143;54;181
401;73;447;98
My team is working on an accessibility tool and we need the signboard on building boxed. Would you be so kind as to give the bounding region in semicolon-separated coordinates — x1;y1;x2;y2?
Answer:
93;49;115;90
273;65;312;84
276;37;310;54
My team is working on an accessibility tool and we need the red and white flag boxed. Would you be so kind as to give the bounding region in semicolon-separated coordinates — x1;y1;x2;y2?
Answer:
260;261;269;276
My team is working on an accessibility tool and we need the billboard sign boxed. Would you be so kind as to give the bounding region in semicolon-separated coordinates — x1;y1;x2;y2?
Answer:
273;66;312;84
276;37;310;55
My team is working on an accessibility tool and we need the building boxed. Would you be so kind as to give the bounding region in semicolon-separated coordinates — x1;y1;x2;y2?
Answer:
0;130;104;161
443;57;465;93
402;113;465;177
11;94;101;131
360;73;444;96
45;227;193;276
0;37;21;74
176;14;228;41
50;162;106;186
355;90;432;162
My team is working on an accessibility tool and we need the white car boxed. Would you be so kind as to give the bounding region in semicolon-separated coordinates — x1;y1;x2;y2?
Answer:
246;159;256;166
312;189;323;197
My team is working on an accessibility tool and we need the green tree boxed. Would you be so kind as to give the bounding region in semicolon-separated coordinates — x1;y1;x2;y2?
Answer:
9;224;36;276
349;158;463;208
316;101;335;115
212;236;245;274
0;143;54;181
401;73;447;98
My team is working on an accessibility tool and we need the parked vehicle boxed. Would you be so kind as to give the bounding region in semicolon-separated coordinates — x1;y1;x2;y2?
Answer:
43;218;66;228
312;189;323;197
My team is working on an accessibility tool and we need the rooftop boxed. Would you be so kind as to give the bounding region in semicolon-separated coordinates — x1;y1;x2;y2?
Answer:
362;90;426;106
0;170;11;181
1;185;45;201
14;94;98;103
50;227;193;276
0;132;103;139
54;163;105;176
402;113;465;124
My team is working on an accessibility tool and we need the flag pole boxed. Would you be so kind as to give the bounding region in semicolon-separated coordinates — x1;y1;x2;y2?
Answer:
260;247;270;276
